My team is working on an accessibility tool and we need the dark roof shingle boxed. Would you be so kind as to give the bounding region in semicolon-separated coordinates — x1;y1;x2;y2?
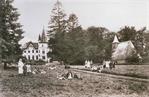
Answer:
23;41;38;50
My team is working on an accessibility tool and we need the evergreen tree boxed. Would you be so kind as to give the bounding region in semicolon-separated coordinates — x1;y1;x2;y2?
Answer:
48;0;67;61
67;13;79;32
0;0;5;63
48;0;66;37
0;0;24;63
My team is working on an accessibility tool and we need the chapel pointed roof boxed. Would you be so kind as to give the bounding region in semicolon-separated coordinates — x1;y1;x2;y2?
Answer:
112;35;119;43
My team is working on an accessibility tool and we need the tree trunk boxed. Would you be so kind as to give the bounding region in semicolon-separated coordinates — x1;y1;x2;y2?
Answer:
4;62;8;70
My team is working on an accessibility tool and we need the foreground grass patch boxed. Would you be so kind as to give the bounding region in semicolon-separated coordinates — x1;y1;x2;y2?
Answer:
101;69;149;79
101;65;149;79
1;65;149;97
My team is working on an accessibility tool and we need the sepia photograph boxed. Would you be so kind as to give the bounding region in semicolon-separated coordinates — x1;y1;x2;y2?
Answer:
0;0;149;97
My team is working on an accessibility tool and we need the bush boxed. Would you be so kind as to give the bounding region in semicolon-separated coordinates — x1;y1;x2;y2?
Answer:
27;60;46;65
142;56;149;63
126;54;140;64
64;65;70;69
36;60;46;65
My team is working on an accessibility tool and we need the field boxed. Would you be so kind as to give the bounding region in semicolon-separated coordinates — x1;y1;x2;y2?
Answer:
0;64;149;97
102;65;149;79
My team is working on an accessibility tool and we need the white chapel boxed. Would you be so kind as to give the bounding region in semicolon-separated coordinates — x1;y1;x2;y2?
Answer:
112;35;136;63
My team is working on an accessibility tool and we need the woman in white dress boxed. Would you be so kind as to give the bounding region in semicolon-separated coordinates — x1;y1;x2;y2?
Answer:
86;60;91;68
18;59;24;74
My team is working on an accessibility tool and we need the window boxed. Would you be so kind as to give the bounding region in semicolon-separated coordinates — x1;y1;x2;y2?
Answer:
42;51;45;54
32;50;34;53
36;50;38;53
42;56;45;59
39;50;40;53
36;56;38;60
28;50;30;53
32;56;34;60
28;55;30;60
24;51;26;53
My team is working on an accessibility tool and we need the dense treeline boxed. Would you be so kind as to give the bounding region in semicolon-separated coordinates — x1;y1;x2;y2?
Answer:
0;0;148;65
0;0;24;64
47;1;147;65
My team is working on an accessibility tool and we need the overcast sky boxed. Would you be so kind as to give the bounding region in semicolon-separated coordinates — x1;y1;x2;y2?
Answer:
13;0;149;44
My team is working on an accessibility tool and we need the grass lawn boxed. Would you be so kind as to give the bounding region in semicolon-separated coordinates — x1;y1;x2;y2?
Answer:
102;65;149;79
0;64;149;97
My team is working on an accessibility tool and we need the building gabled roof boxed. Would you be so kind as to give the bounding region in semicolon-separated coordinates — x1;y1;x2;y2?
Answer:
22;41;38;50
112;41;136;60
112;35;119;43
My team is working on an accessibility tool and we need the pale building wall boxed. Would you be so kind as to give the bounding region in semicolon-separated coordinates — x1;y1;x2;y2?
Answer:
23;47;39;60
22;42;49;62
38;43;49;61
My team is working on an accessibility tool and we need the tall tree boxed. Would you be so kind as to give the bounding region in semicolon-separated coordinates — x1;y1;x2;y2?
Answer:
134;27;146;56
85;26;110;63
118;26;137;42
56;13;84;64
144;32;149;55
103;32;115;60
0;0;24;63
48;0;67;61
48;0;66;37
58;13;83;64
0;0;5;63
65;26;85;65
67;13;79;32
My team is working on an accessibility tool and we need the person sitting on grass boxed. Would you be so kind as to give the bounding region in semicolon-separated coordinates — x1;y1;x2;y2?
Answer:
66;70;73;80
74;73;82;80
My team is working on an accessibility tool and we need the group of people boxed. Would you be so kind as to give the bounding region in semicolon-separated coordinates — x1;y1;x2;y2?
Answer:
18;59;31;75
103;60;115;69
84;59;116;70
85;60;93;68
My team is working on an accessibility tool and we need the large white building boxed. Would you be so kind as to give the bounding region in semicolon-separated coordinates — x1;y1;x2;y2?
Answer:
22;29;50;62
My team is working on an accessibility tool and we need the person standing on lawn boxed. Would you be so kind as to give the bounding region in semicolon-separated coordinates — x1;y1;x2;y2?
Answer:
109;61;112;69
18;59;24;75
26;63;31;75
23;64;27;76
